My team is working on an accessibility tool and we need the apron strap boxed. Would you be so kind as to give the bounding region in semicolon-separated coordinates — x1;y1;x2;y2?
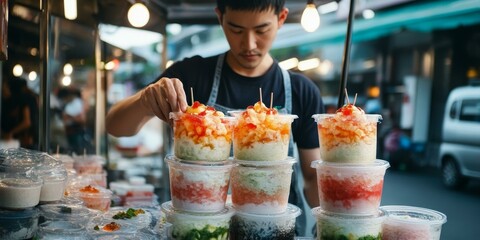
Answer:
207;53;225;107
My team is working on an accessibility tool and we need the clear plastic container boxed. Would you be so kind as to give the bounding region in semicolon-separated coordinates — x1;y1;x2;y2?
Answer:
380;205;447;240
0;207;39;239
36;164;68;203
39;203;99;223
162;201;234;240
230;204;301;240
165;155;234;212
73;155;105;174
311;160;389;215
312;207;386;240
170;112;235;161
103;207;153;230
231;158;296;214
0;172;43;209
312;113;382;163
230;111;297;161
87;215;137;237
36;220;90;239
73;185;112;212
54;154;75;170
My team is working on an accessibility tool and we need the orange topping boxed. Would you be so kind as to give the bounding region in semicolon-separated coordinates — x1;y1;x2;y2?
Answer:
234;101;291;148
103;222;121;232
174;101;231;145
79;185;99;193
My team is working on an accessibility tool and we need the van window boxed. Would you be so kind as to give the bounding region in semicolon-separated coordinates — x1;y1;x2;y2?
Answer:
459;99;480;122
449;100;458;119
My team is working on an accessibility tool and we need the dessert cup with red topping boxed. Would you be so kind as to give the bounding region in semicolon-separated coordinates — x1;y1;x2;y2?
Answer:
230;101;297;161
231;158;296;214
312;104;382;163
165;155;234;213
311;160;389;215
170;101;234;161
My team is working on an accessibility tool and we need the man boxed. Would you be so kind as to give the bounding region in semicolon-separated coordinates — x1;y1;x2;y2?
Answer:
106;0;324;235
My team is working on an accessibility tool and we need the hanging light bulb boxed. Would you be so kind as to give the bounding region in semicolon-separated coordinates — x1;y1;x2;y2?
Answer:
128;2;150;28
64;0;77;20
301;0;320;32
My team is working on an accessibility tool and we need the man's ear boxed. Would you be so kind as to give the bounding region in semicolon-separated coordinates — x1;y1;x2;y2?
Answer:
278;7;289;28
215;7;223;24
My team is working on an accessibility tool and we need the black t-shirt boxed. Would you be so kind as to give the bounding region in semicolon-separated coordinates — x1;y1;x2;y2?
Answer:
157;53;325;149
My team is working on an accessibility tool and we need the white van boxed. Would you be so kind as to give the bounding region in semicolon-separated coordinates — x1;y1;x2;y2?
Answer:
438;85;480;189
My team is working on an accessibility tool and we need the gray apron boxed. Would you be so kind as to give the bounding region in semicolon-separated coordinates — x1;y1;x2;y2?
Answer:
207;53;307;236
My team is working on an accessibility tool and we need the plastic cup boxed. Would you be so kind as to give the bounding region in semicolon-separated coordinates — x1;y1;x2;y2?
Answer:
311;160;389;215
0;175;43;209
380;205;447;240
230;111;297;161
312;207;386;240
231;158;296;214
0;208;39;239
74;185;112;212
230;204;301;240
170;112;235;161
165;155;234;213
37;221;89;239
312;114;382;163
162;201;234;240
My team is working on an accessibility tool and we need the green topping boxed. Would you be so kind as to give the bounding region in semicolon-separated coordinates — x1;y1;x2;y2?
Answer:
112;208;145;219
173;225;229;240
94;225;100;231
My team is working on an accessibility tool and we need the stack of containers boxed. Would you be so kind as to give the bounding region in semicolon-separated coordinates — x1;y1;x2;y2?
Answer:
228;101;302;240
0;148;68;239
311;104;388;240
163;101;236;240
311;104;447;240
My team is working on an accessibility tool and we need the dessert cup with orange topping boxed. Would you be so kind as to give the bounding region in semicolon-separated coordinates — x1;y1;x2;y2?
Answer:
313;104;382;163
74;185;112;212
170;101;235;161
230;102;297;161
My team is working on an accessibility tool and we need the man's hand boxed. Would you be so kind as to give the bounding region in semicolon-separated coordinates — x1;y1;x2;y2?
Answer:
140;77;189;124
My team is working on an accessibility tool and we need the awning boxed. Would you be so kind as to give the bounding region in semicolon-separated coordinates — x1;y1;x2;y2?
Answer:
273;0;480;48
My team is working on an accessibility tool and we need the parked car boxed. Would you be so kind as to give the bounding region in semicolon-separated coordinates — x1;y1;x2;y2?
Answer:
438;85;480;189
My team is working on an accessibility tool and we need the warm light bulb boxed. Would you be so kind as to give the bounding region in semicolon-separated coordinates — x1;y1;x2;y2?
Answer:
13;64;23;77
301;3;320;32
28;71;37;81
64;0;77;20
63;63;73;75
62;76;72;86
128;3;150;28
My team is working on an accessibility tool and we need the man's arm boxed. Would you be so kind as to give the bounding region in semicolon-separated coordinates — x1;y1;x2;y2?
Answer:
106;78;188;137
299;147;320;208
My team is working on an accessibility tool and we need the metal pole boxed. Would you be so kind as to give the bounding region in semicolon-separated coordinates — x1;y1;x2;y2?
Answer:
337;0;356;108
39;0;51;152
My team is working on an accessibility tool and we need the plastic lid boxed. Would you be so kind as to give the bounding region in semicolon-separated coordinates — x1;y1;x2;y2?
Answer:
0;207;39;219
311;159;390;169
161;201;235;220
234;204;301;220
40;203;97;219
39;220;85;233
380;205;447;225
234;157;297;167
165;155;235;169
311;207;386;220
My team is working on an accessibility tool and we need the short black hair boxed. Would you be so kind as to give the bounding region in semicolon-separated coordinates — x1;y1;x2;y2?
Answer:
216;0;285;15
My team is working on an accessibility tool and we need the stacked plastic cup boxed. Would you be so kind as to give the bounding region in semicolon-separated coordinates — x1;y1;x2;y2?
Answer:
311;105;447;240
164;107;236;240
229;104;301;240
311;107;388;240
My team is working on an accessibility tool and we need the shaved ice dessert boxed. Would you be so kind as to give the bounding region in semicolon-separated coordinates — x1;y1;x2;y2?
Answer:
231;101;297;161
311;160;389;215
312;207;386;240
231;158;296;214
381;205;447;240
313;104;381;163
170;101;234;161
165;155;233;213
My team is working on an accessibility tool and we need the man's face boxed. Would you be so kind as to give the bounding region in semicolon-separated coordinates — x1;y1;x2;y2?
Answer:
216;7;288;75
